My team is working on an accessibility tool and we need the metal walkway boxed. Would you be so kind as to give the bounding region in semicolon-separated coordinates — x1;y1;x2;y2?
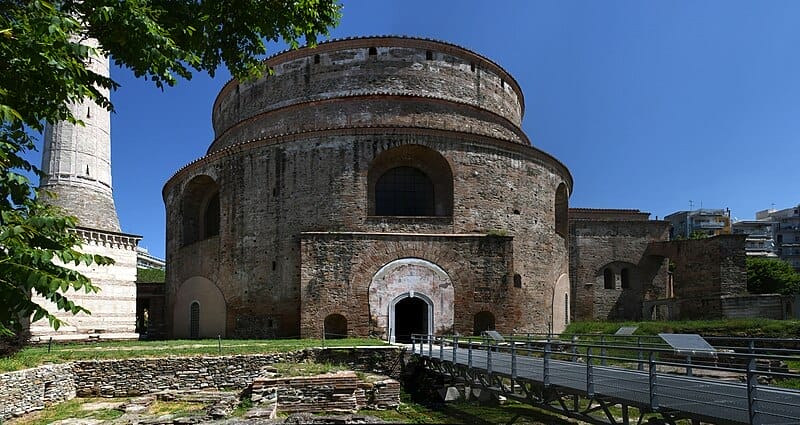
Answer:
412;334;800;425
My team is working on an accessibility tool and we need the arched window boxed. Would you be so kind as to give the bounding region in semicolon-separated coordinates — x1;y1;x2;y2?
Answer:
324;314;347;339
368;144;453;217
189;301;200;339
182;175;220;246
473;311;495;336
621;268;630;289
204;192;220;238
603;268;614;289
513;273;522;288
375;167;434;216
555;183;568;239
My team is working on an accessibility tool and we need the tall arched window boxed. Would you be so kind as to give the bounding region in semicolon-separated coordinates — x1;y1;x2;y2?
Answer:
555;183;569;238
368;145;453;217
182;175;220;246
204;192;220;238
621;268;630;289
375;167;434;216
603;268;614;289
189;301;200;339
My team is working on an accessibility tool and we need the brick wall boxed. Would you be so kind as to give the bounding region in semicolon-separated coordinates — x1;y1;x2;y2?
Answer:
569;215;670;321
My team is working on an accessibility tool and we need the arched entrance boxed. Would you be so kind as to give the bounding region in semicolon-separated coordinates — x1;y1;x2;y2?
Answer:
388;292;433;343
369;258;453;342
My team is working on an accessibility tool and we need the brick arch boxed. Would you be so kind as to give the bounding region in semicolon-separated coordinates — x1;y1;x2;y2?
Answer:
348;240;476;337
367;144;454;217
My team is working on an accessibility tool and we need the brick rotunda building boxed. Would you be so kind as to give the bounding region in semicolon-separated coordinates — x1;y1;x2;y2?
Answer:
163;36;573;341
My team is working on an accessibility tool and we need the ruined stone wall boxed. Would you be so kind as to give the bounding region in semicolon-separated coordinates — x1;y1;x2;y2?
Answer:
0;347;403;422
250;371;400;414
0;364;75;421
646;235;747;319
569;217;670;321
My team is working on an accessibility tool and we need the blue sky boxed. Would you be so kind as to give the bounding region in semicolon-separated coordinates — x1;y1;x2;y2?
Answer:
53;1;800;259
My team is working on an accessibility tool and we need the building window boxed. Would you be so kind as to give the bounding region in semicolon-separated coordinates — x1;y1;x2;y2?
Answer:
204;192;220;238
368;144;453;217
182;175;220;246
621;268;630;289
375;167;435;216
190;301;200;339
313;54;320;64
425;50;433;60
513;273;522;288
368;47;377;56
555;183;568;239
603;268;614;289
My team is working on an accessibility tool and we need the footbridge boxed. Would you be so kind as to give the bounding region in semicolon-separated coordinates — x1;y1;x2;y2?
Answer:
411;333;800;425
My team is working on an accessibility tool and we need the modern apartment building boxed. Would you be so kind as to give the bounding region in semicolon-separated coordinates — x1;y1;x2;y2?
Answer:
665;208;732;240
732;220;779;257
757;205;800;270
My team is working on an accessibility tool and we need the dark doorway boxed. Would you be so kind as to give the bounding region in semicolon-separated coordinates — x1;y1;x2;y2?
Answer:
473;311;495;336
324;314;347;339
394;297;428;343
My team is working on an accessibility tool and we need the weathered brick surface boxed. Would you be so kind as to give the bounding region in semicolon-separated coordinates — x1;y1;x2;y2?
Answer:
250;371;400;413
163;37;572;339
569;211;670;321
210;37;525;152
647;235;747;319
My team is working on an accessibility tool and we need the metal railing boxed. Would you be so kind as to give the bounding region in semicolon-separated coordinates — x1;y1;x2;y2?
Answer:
411;333;800;425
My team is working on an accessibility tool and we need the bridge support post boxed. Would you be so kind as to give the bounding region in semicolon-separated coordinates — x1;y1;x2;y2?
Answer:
747;358;759;425
487;340;493;377
468;341;473;369
586;347;594;397
638;337;644;371
600;335;607;366
648;351;659;410
439;335;444;360
453;335;458;364
544;342;551;388
428;334;433;358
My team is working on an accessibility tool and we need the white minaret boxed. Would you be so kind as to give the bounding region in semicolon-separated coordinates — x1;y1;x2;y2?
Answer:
41;37;120;232
31;38;139;340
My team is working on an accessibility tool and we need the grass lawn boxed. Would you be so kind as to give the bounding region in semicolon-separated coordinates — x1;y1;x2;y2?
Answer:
564;318;800;338
0;337;387;373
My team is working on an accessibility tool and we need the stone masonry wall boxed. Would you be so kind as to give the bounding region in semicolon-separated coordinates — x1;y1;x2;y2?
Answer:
299;233;514;338
165;132;570;338
249;371;400;414
647;235;747;319
0;364;75;420
29;229;139;340
569;218;670;321
0;347;403;422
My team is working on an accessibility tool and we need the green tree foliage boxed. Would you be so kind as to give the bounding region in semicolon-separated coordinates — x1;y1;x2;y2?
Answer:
137;267;165;284
0;0;340;336
746;257;800;295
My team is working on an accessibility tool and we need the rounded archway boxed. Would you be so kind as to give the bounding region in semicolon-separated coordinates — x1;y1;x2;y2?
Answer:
324;314;348;339
173;276;226;338
369;258;454;341
473;311;495;336
390;293;432;343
